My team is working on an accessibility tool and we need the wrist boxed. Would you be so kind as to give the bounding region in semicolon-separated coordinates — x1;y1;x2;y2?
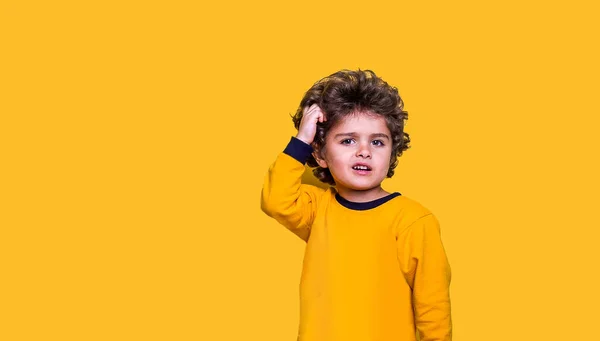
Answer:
285;136;314;164
295;135;312;145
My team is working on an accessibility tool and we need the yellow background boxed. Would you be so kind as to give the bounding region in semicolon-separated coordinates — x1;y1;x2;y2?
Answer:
1;1;599;340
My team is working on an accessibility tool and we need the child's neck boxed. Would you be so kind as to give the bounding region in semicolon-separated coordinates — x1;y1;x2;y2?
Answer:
335;186;391;203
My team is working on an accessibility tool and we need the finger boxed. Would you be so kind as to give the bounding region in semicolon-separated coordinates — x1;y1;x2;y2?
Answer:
316;110;325;121
303;104;317;114
303;105;311;115
310;106;323;116
307;109;320;119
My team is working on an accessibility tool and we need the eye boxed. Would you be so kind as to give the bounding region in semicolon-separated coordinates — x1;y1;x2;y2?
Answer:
341;138;354;145
372;140;385;146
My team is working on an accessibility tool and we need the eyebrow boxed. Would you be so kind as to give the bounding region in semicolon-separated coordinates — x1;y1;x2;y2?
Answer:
334;132;390;140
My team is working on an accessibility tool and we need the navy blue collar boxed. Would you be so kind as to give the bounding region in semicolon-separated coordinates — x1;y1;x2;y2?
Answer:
335;191;401;211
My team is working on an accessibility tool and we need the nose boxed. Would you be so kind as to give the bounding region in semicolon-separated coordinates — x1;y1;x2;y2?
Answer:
356;142;372;159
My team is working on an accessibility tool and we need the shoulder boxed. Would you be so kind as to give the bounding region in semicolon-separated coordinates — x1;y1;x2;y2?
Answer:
389;194;433;218
298;183;334;200
387;194;437;235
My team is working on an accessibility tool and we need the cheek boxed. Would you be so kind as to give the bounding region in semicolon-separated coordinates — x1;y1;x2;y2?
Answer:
325;155;349;173
330;157;347;170
377;150;392;168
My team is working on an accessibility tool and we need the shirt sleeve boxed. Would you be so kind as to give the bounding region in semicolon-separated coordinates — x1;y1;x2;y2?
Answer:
396;213;453;341
260;136;326;242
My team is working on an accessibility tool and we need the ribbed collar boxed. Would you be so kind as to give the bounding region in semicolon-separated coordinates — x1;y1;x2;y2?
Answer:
335;191;401;211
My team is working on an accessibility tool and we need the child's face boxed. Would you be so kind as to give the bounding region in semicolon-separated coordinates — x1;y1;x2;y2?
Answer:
314;112;393;193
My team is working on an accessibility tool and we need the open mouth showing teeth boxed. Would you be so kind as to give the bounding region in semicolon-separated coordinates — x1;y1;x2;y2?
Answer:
352;166;371;171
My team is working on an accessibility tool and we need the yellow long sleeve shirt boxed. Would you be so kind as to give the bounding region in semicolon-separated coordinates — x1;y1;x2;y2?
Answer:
261;136;453;341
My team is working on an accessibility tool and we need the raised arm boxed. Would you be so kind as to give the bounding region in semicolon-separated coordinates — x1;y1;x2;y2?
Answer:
260;104;327;242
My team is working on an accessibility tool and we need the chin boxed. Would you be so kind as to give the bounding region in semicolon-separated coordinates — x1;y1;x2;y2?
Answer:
339;181;382;191
333;173;385;190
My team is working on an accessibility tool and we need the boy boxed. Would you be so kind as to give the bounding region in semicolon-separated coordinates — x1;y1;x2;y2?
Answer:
261;69;452;341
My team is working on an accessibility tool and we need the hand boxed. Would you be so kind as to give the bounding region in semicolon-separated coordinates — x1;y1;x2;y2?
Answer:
296;104;326;145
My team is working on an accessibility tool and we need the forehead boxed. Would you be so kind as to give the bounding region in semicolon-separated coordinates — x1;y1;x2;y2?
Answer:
328;112;390;135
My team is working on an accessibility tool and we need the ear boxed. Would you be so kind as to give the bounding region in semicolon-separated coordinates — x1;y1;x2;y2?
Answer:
312;150;328;168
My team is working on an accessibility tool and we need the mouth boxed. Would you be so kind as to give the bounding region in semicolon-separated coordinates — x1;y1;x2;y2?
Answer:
351;164;372;175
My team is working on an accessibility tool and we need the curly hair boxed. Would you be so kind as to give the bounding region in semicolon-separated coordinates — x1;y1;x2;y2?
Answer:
291;69;411;186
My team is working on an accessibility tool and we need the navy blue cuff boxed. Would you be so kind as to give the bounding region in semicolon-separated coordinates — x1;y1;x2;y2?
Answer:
283;136;314;164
